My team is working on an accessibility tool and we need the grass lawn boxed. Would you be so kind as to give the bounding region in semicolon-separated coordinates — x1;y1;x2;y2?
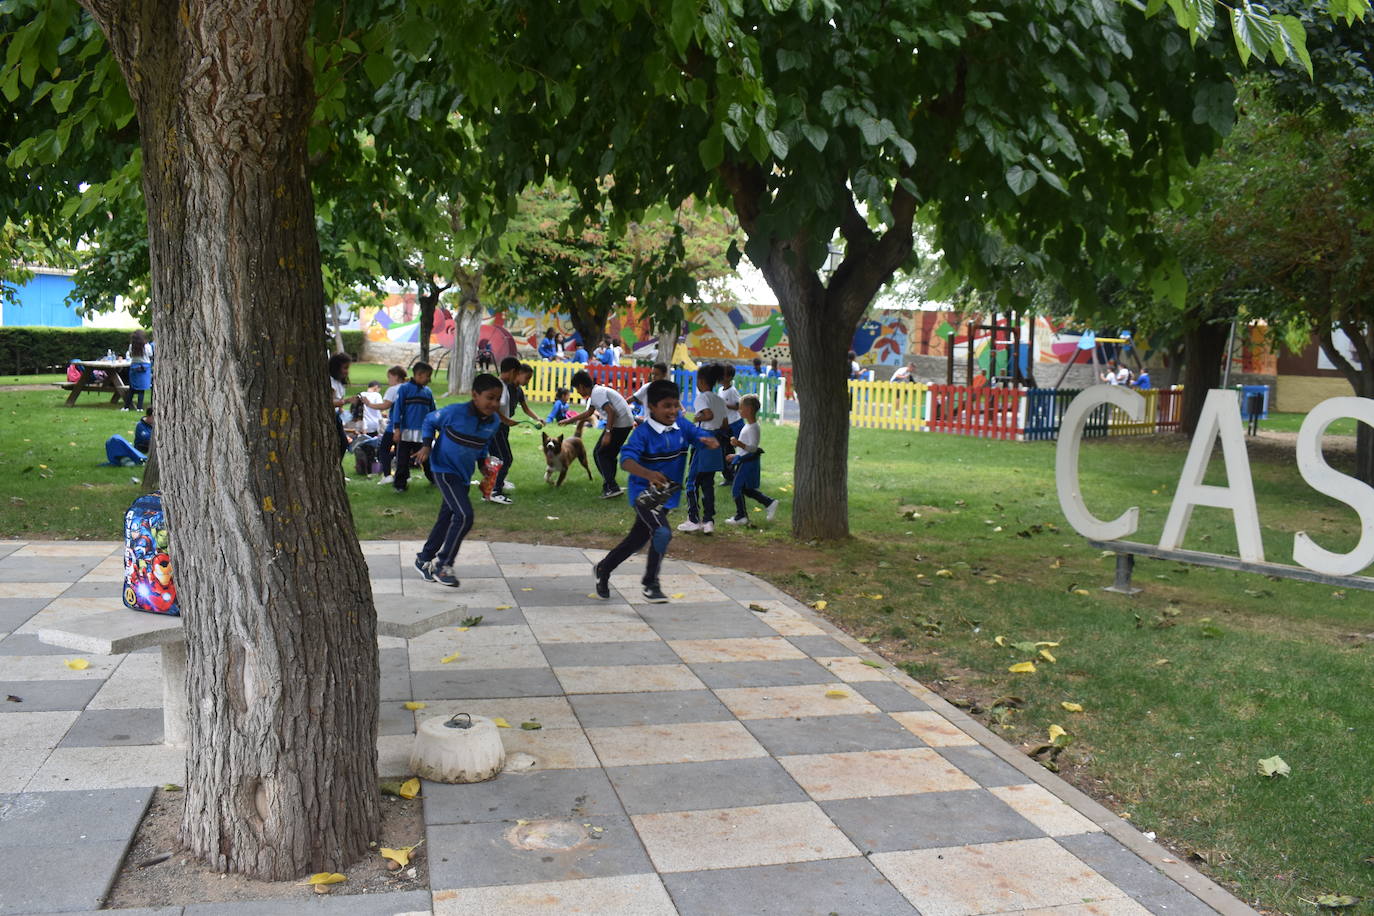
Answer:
2;375;1371;913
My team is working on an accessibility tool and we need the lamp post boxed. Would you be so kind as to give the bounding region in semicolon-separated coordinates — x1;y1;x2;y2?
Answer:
822;241;844;281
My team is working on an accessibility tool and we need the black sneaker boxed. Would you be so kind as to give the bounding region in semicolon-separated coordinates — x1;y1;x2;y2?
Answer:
593;566;611;600
641;583;669;603
434;566;460;588
414;557;435;581
600;486;624;500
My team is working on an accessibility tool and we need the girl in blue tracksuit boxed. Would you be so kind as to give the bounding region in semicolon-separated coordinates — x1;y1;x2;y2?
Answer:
412;373;504;587
593;379;720;603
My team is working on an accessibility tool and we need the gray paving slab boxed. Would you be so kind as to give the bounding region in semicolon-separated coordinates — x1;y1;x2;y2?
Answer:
0;557;103;582
637;603;778;640
0;839;131;914
852;680;932;712
0;543;23;561
743;714;927;756
937;745;1029;787
37;610;181;654
0;599;48;633
568;689;735;728
182;890;432;915
410;667;562;700
606;757;807;815
688;658;839;689
541;640;680;668
377;701;417;736
0;633;73;656
378;647;411;702
62;580;121;599
364;554;401;578
662;856;919;915
0;787;152;846
490;543;590;564
59;707;164;747
1059;832;1216;916
0;679;103;713
427;814;652;889
59;908;182;916
424;767;624;825
823;789;1045;853
505;577;601;607
698;572;782;601
785;634;852;657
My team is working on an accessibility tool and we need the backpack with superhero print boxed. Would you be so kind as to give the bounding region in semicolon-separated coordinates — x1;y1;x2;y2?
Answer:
123;492;179;615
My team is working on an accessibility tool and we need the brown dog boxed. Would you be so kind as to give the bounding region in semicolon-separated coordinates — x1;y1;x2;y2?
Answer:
542;428;592;487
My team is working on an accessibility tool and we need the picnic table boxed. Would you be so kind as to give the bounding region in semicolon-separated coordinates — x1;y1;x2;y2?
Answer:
59;358;130;406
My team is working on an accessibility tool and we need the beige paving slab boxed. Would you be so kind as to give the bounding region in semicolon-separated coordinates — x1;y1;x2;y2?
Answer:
359;540;400;556
779;747;978;800
0;746;53;794
0;582;69;599
523;605;642;624
370;579;404;595
76;560;126;583
615;584;730;604
990;784;1103;837
0;654;121;680
668;637;807;663
408;624;536;650
714;684;880;719
816;656;892;682
585;721;768;767
528;619;661;644
632;802;859;873
377;734;413;778
607;573;710;590
405;579;512;603
1011;900;1153;916
377;634;408;650
499;726;598;770
737;599;827;636
410;641;548;672
433;874;677;915
0;710;79;748
11;543;120;557
14;598;130;634
890;710;979;747
498;562;593;578
555;664;704;695
870;838;1128;916
87;653;162;709
27;744;187;791
418;696;579;731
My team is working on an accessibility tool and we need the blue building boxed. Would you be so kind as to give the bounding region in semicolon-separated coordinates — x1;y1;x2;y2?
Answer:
1;268;81;327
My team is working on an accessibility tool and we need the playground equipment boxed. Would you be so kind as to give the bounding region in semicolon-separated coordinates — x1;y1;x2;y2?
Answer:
944;311;1031;388
1049;330;1139;389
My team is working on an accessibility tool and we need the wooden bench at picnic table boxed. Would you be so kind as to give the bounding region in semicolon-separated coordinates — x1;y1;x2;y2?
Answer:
57;358;132;406
37;596;469;747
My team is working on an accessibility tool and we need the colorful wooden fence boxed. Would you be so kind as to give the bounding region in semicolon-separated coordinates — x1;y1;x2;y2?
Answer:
924;385;1025;440
1020;387;1185;441
848;380;927;431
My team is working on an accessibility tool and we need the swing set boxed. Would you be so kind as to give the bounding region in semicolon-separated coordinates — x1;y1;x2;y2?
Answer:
1049;330;1141;389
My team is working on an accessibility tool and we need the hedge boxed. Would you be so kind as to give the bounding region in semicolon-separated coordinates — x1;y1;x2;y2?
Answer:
340;330;365;356
0;327;145;375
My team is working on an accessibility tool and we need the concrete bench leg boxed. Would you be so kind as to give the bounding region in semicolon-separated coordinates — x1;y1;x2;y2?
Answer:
161;640;190;747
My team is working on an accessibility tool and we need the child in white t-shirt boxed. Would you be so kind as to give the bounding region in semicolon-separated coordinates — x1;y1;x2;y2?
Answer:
360;380;386;434
717;364;743;483
724;394;780;525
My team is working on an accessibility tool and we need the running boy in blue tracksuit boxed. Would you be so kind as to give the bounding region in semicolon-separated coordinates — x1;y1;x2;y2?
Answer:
389;362;437;492
412;373;504;587
593;379;720;603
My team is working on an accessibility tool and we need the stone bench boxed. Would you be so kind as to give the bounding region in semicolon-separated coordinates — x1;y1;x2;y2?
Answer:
37;596;467;747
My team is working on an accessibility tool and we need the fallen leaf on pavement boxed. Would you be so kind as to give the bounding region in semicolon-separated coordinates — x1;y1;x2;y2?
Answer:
861;659;885;669
459;615;484;628
403;701;426;710
64;659;89;671
440;652;462;664
825;689;849;699
520;721;542;730
491;717;511;728
397;778;421;799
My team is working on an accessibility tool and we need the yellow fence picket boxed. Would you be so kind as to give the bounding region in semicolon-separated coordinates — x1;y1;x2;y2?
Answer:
847;380;927;431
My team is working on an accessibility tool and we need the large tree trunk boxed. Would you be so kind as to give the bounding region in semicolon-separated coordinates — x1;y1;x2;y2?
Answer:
1318;324;1374;485
86;0;380;880
416;281;444;365
568;302;610;354
447;271;483;397
1179;320;1229;436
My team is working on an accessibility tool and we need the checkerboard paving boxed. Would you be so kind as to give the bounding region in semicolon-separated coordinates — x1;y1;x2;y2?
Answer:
0;540;1246;916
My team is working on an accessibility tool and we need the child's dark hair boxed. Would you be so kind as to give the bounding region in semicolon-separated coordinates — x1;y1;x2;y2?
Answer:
697;364;722;387
723;364;736;380
328;352;352;381
412;361;433;376
646;379;681;405
653;362;669;374
472;373;502;395
571;370;593;389
555;386;570;400
499;356;521;373
387;364;407;380
740;394;761;413
517;362;534;376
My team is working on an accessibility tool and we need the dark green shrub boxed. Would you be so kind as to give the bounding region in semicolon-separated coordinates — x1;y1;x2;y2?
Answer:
0;328;147;375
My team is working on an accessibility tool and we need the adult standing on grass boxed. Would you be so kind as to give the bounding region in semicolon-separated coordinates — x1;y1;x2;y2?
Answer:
561;369;634;499
123;329;154;412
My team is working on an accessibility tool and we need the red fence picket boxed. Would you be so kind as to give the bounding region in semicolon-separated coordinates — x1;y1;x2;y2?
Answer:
925;385;1025;440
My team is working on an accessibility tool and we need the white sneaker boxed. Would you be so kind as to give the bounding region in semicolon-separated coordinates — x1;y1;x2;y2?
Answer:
766;499;780;521
677;520;701;533
702;521;714;535
487;493;514;505
377;476;394;486
723;516;748;525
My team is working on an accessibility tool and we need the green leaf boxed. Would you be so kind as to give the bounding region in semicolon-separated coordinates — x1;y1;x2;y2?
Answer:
1257;755;1291;778
698;128;725;169
520;720;543;730
1315;895;1360;909
801;122;828;152
1005;165;1037;196
363;52;394;89
766;129;789;160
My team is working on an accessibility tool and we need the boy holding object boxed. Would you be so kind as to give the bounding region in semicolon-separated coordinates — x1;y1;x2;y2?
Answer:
412;373;504;587
389;362;436;492
594;379;719;603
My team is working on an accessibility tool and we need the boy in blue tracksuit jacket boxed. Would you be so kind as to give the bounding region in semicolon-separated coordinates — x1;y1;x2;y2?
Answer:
412;373;504;587
389;362;437;492
594;379;720;603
